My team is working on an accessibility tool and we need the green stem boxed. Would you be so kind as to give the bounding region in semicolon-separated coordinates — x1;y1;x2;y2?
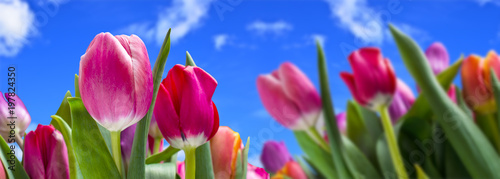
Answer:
476;113;500;154
153;138;162;154
110;131;123;177
379;105;408;179
185;148;196;179
305;127;330;152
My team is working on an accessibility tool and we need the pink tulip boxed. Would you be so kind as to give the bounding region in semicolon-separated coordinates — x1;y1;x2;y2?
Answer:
79;32;153;132
0;157;6;179
260;141;292;173
0;92;31;145
177;161;186;179
247;164;270;179
23;124;69;179
340;47;397;110
210;126;243;179
336;112;347;134
388;79;415;121
257;62;322;130
425;42;450;75
154;64;219;150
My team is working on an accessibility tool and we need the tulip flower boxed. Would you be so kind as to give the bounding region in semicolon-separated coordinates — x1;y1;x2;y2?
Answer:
257;62;322;131
340;47;397;111
341;47;407;178
0;92;31;147
79;32;153;176
210;126;245;179
23;124;69;179
388;79;415;121
461;51;500;114
154;63;219;179
423;42;456;102
271;161;307;179
247;164;270;179
79;32;153;132
260;141;292;173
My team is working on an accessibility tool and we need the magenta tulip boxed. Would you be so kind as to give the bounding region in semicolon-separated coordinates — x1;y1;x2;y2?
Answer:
0;92;31;146
340;47;397;110
79;32;153;132
260;141;292;173
154;64;219;150
388;79;415;121
23;124;69;179
247;164;270;179
336;112;347;134
257;62;322;130
177;161;186;179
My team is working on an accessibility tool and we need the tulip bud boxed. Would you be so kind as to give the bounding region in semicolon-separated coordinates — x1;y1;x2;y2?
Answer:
425;42;450;75
247;164;270;179
210;126;244;179
388;79;415;121
260;141;292;173
462;51;500;114
154;64;219;150
0;92;31;143
79;32;153;132
272;161;308;179
24;124;69;179
340;48;397;110
257;62;322;130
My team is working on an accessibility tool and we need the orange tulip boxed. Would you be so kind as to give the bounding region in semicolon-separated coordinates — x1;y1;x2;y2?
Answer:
210;126;243;179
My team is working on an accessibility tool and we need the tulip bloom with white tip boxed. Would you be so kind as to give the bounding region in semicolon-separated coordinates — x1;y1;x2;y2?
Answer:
257;62;322;131
340;47;397;111
24;124;69;179
154;64;219;150
0;92;31;146
79;32;153;132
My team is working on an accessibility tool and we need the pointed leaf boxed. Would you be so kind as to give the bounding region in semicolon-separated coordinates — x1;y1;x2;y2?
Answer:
146;146;180;164
50;115;82;179
0;136;29;179
195;142;215;178
294;131;336;178
55;91;73;127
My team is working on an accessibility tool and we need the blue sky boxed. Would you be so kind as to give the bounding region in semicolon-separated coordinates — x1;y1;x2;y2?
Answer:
1;0;500;166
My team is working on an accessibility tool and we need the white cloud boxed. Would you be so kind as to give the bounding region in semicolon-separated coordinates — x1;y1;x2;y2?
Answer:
324;0;384;44
311;34;327;46
0;0;36;57
475;0;500;6
121;0;215;45
213;34;229;50
247;20;293;36
282;34;327;49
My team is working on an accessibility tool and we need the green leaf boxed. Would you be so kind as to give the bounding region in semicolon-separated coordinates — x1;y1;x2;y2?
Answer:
97;123;112;155
146;146;180;164
294;131;336;178
316;41;351;178
376;136;397;179
75;74;81;98
68;97;121;179
55;91;73;127
50;115;82;179
455;86;473;118
145;163;177;179
128;28;171;179
345;100;382;166
195;142;215;178
444;141;470;178
415;164;429;179
0;136;29;179
234;137;250;179
185;51;196;66
342;136;381;179
389;24;500;178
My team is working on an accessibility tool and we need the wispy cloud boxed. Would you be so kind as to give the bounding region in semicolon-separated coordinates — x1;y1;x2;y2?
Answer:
282;34;327;49
121;0;215;45
214;34;229;50
247;20;293;36
0;0;36;57
325;0;383;44
474;0;500;6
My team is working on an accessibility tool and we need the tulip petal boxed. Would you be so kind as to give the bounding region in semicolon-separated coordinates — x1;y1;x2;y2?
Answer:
388;79;415;121
462;55;491;111
425;42;450;75
340;72;367;105
155;83;182;144
24;131;45;179
210;126;241;179
257;75;301;129
0;93;31;141
260;141;292;173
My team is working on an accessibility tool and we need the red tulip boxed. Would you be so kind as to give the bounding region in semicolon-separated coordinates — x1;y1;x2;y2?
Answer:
210;126;243;179
340;47;397;110
79;32;153;132
23;124;69;179
257;62;322;130
154;64;219;150
462;51;500;114
271;161;307;179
